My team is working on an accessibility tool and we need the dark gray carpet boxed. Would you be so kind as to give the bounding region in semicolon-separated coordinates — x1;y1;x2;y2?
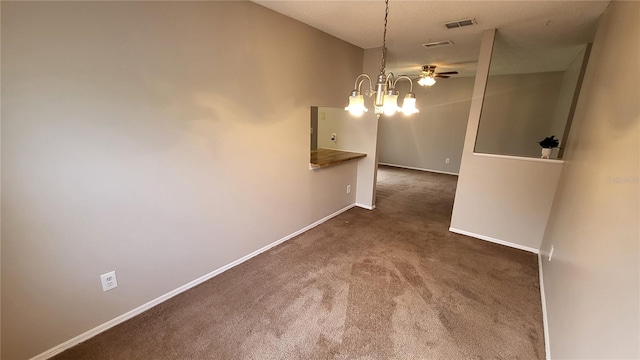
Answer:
54;165;545;359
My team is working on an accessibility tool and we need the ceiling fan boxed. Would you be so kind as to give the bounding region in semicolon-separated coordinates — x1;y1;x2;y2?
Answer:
415;65;459;86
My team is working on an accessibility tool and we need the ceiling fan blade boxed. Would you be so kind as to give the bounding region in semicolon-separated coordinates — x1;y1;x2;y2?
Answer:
434;75;450;79
436;71;459;75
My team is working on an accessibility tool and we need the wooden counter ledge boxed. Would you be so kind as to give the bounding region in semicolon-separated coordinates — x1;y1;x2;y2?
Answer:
310;148;367;169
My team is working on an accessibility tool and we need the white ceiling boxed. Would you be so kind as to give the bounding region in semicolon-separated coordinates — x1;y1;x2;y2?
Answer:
252;0;610;77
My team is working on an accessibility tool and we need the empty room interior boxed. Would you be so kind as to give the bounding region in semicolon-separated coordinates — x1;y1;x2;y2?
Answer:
1;1;638;359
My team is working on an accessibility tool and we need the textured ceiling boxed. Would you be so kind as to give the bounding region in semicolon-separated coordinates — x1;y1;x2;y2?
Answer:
252;0;610;77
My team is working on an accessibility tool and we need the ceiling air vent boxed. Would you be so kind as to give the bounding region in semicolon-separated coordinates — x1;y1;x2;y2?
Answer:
445;18;477;29
422;40;454;49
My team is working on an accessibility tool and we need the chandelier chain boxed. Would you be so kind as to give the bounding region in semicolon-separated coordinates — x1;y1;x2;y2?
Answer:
379;0;389;74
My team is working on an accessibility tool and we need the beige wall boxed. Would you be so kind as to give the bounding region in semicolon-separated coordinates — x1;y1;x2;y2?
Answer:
353;48;383;209
318;107;349;151
475;72;564;158
317;107;377;166
540;1;639;358
0;2;364;359
451;29;564;252
549;46;588;149
378;76;475;174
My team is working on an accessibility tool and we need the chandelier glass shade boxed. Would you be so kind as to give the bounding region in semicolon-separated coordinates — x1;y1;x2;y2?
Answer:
345;92;368;117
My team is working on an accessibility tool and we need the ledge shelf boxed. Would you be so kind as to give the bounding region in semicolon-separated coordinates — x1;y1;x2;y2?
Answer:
472;152;565;164
310;148;366;169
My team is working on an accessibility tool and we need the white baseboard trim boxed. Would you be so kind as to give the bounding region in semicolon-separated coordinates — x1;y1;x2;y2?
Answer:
538;254;551;360
378;162;459;176
30;204;357;360
448;227;540;254
355;203;375;210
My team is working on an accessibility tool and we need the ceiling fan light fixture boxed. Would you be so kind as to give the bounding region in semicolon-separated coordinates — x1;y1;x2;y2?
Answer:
418;76;436;87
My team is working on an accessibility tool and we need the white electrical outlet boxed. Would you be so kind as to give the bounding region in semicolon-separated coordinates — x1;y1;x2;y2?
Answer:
445;158;450;164
100;271;118;292
331;133;337;141
346;185;351;194
548;245;554;261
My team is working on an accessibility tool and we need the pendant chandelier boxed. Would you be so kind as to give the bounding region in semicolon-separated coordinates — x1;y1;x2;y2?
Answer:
344;0;418;118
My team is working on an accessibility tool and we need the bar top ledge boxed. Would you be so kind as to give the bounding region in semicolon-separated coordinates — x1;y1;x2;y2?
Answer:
310;148;367;169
